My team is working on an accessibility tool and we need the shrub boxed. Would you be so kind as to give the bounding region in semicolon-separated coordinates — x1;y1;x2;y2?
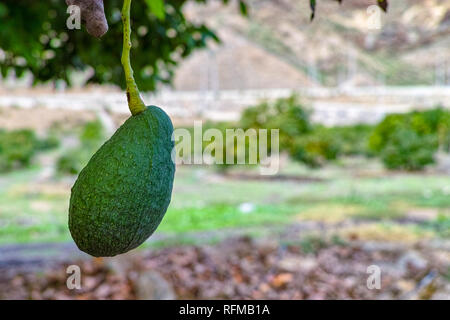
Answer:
36;135;60;151
369;107;450;170
175;95;315;170
240;95;324;167
324;125;374;156
240;94;312;152
289;129;340;168
380;129;438;170
369;113;405;153
178;96;374;170
0;129;36;172
176;99;450;172
0;129;59;173
57;148;97;176
56;120;106;175
80;120;105;146
437;111;450;152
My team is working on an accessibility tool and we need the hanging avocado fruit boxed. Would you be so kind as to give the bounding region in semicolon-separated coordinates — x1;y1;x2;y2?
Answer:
68;0;175;257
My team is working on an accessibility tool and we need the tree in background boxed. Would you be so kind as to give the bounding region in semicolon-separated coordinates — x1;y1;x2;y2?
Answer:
0;0;246;91
0;0;388;91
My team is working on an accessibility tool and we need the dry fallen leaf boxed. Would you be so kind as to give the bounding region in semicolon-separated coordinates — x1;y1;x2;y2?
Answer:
270;273;293;288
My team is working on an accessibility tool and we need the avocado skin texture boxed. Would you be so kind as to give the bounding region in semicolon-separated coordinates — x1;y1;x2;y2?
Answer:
69;106;175;257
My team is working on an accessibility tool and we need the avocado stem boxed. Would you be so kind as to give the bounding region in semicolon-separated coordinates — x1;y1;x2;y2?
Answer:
121;0;146;116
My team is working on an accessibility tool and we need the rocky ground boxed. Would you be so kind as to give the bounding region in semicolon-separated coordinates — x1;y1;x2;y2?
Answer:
1;235;448;300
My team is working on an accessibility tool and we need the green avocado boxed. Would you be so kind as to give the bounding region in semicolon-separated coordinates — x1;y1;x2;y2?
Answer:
69;106;175;257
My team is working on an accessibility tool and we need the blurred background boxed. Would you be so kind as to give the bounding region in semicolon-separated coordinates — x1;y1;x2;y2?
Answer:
0;0;449;299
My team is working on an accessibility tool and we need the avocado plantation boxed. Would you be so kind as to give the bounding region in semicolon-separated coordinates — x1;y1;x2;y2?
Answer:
67;0;390;257
1;0;450;303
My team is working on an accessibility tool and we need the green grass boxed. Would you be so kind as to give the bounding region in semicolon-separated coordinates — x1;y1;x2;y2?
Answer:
160;204;297;232
424;214;450;238
0;161;448;245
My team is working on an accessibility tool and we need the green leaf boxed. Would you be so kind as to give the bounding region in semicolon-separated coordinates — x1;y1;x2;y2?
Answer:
146;0;165;20
239;1;248;16
0;3;8;18
310;0;316;21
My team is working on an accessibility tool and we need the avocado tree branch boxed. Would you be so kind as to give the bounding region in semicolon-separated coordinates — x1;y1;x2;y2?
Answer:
121;0;146;116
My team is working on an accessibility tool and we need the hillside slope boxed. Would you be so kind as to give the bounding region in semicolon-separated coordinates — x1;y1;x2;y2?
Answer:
174;0;450;90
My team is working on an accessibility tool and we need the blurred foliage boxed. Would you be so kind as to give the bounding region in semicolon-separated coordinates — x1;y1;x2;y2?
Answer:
380;129;438;171
0;129;59;172
42;99;450;175
178;98;449;172
239;95;373;168
80;119;105;146
287;125;374;168
286;124;373;168
240;95;312;152
0;0;245;91
323;125;374;157
177;95;373;169
180;95;318;169
56;119;105;175
369;107;450;170
289;129;340;168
